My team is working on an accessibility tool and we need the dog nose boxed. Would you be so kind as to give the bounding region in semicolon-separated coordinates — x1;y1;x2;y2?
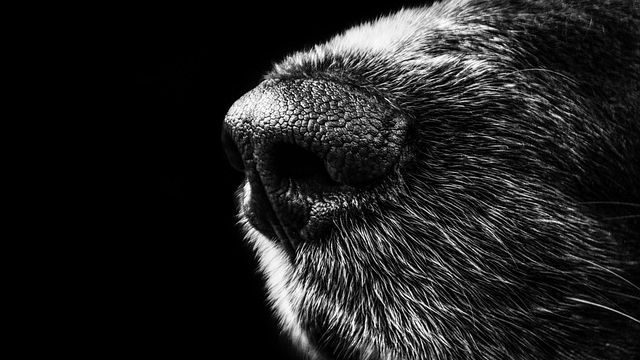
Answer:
222;78;407;248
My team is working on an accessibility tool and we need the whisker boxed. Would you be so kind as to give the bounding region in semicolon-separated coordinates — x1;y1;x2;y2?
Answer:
607;291;640;301
576;258;640;292
568;297;640;324
579;201;640;208
601;215;640;220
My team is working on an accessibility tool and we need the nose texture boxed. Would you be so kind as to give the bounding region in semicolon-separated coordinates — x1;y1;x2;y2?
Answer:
223;78;407;248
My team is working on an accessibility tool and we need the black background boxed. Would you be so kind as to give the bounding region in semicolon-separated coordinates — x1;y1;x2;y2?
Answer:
116;1;428;358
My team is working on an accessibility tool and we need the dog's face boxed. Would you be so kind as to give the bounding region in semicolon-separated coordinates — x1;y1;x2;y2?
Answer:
223;1;640;359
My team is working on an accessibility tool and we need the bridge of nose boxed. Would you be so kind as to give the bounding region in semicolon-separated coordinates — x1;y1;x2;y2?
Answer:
224;78;408;186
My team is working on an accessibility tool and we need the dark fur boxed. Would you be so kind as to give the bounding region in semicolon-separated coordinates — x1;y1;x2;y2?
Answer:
228;0;640;359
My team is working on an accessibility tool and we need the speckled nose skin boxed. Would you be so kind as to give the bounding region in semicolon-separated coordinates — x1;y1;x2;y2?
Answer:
223;78;408;251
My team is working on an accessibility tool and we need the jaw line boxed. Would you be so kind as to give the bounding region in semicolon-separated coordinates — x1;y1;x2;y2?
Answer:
239;218;325;360
237;181;392;359
237;181;325;359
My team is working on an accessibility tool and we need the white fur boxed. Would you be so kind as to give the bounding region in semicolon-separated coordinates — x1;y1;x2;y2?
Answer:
238;181;323;359
326;0;469;55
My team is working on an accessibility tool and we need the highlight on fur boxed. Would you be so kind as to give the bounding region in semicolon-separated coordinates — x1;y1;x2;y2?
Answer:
225;0;640;359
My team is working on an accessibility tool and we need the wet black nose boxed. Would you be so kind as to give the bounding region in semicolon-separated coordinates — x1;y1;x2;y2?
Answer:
223;78;407;248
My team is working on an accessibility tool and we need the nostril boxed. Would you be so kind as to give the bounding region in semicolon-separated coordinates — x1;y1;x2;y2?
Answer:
224;79;409;247
271;143;338;187
222;128;244;172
